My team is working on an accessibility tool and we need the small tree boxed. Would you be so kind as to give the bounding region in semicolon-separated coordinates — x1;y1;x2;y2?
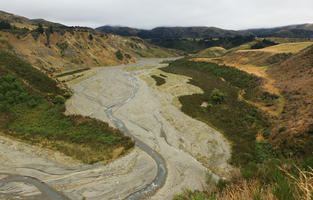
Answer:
88;33;93;40
37;23;44;34
48;25;53;34
210;88;226;104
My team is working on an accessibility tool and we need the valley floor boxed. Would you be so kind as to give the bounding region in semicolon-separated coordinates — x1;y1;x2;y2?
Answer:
0;58;231;199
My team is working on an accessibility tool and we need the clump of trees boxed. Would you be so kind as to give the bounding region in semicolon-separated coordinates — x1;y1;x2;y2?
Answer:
0;21;11;30
88;33;93;40
210;88;226;104
37;23;44;34
251;39;277;49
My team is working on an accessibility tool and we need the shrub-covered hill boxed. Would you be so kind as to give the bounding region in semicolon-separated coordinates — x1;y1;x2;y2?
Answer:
0;50;134;164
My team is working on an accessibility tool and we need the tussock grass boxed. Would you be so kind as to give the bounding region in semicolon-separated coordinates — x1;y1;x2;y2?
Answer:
174;166;313;200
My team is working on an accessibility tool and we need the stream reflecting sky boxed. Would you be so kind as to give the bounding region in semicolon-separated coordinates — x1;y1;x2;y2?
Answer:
2;0;313;29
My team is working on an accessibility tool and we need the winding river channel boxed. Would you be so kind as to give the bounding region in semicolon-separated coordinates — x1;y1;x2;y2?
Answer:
0;174;69;200
0;57;221;200
105;71;167;199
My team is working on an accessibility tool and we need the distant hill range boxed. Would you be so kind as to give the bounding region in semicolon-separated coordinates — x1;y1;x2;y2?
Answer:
246;24;313;38
96;26;256;53
97;24;313;39
96;26;250;39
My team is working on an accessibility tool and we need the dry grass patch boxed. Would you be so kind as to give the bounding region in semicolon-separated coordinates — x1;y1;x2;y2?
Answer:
125;65;154;72
240;42;313;54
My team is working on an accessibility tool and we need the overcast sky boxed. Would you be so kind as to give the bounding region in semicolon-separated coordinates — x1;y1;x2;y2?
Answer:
2;0;313;30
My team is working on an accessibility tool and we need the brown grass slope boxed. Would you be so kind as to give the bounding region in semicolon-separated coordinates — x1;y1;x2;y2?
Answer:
268;45;313;156
0;10;176;75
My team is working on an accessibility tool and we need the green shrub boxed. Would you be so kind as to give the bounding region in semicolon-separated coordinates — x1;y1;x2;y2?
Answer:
27;98;38;108
242;161;258;179
64;93;72;99
210;88;226;104
115;50;124;60
303;157;313;170
0;74;29;105
57;42;68;51
31;31;40;40
53;95;65;104
0;51;64;95
279;126;287;133
37;23;44;34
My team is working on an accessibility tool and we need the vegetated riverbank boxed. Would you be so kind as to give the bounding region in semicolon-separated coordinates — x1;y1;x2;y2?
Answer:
67;58;232;199
162;59;313;200
162;59;269;168
0;50;134;164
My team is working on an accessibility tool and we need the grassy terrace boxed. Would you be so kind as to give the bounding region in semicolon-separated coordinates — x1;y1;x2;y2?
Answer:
162;59;269;168
0;51;134;164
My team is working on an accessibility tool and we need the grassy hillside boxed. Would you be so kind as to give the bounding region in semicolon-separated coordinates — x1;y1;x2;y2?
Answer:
165;59;313;200
0;51;134;163
221;42;313;67
268;45;313;158
0;11;176;76
194;47;227;58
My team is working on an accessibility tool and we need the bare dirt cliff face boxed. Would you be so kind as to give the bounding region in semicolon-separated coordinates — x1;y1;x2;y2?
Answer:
268;45;313;156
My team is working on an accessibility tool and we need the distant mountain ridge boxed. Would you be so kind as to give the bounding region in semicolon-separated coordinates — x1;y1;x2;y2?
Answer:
96;26;251;39
96;26;255;53
246;23;313;38
97;23;313;39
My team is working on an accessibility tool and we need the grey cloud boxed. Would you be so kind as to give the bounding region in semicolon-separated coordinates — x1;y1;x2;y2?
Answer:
2;0;313;29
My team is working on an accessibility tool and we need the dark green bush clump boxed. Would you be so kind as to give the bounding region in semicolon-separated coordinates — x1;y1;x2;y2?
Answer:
279;126;287;133
151;75;166;86
53;95;65;104
0;21;11;30
210;88;226;104
115;50;124;60
251;39;278;49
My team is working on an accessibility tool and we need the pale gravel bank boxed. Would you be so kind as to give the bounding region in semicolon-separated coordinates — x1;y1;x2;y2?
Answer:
0;58;232;200
67;58;232;199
